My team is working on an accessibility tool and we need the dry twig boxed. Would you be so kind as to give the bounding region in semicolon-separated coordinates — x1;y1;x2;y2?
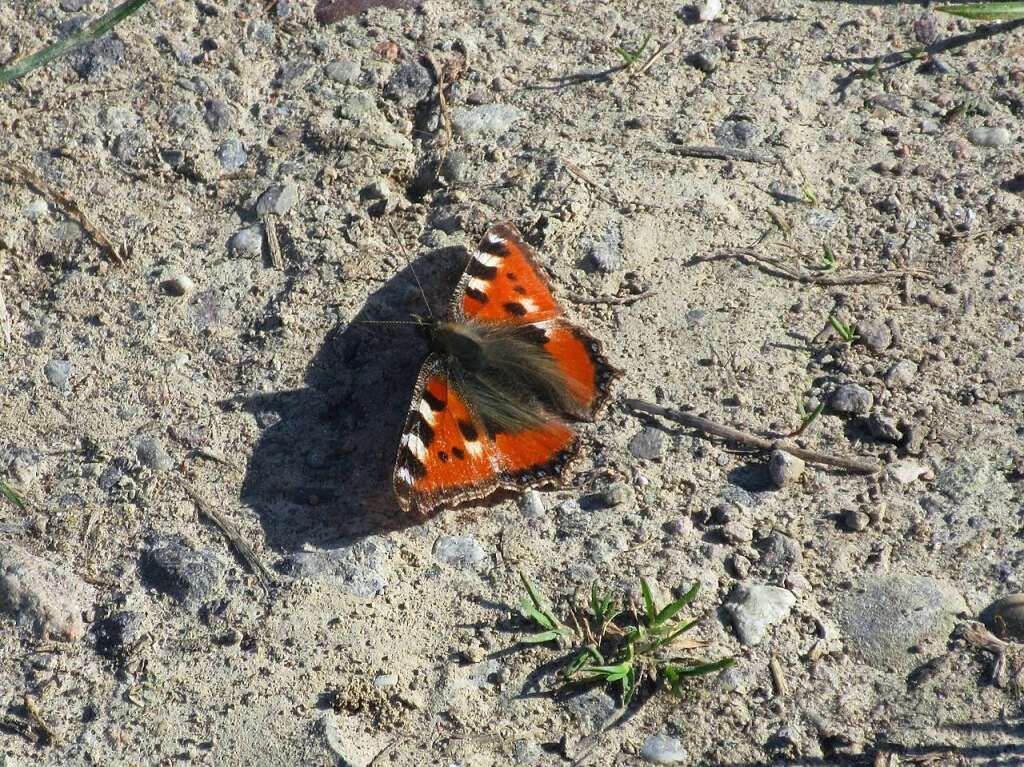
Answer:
707;248;928;286
263;214;284;268
183;485;273;590
0;162;127;264
625;398;881;474
566;290;656;307
0;279;11;346
769;655;788;697
670;144;775;165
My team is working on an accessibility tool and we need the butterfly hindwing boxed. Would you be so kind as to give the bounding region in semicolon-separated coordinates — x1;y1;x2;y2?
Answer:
454;223;561;324
540;319;620;420
393;356;582;516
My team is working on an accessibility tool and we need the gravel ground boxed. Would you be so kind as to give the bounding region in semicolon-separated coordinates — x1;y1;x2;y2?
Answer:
1;0;1023;765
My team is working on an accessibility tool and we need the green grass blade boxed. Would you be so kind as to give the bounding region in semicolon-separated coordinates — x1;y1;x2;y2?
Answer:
641;578;657;624
0;0;153;84
520;629;564;644
936;2;1024;19
0;479;26;511
666;657;735;678
654;583;699;626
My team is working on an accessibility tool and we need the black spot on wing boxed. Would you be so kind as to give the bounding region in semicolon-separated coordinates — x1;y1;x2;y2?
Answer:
438;450;449;463
457;419;479;441
414;412;435;446
401;452;428;480
480;235;510;257
452;446;465;460
504;302;527;317
466;258;498;281
465;286;488;303
423;389;445;411
507;272;517;281
514;285;527;295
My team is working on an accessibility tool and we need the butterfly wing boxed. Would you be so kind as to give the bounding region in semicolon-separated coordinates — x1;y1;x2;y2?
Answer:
540;319;621;420
453;222;562;324
394;355;580;516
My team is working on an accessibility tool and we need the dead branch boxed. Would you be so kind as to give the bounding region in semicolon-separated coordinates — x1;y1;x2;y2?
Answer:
670;144;775;165
707;248;929;286
625;398;882;474
566;290;656;307
183;484;274;590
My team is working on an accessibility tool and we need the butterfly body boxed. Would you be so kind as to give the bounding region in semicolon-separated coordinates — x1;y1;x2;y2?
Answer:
394;223;620;516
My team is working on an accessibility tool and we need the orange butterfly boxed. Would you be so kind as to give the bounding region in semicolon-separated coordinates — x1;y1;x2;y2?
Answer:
393;222;621;516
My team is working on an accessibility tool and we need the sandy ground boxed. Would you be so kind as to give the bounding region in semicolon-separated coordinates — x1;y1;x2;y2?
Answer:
1;0;1023;765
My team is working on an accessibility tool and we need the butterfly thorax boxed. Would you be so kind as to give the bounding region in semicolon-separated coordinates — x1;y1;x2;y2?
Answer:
428;319;586;432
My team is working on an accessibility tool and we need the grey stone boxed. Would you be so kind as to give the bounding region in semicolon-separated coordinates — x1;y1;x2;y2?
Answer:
441;150;469;183
451;104;524;137
204;99;233;132
433;535;486;568
722;521;753;544
54;221;83;241
167;102;197;130
830;383;874;415
140;533;224;610
161;273;195;297
93;610;146;657
325;60;361;84
337;91;376;121
61;17;124;80
283;537;391;598
44;359;72;391
276;57;313;85
967;126;1012;148
768;449;804;488
724;584;796;646
806;209;838;230
256;183;298;216
230;226;263;258
867;413;903;443
641;734;688;765
842;508;870;531
600;482;635;508
98;105;140;133
513;739;544;764
0;545;96;640
135;437;174;472
857;320;892;352
715;118;763;148
22;197;49;221
216;138;247;170
112;128;151;165
688;45;721;73
246;19;275;44
835;575;966;670
981;594;1024;641
629;426;665;460
933;459;994;502
759;532;802;571
585;222;623;272
383;61;434;106
519;490;545;518
884;360;917;388
566;688;617;731
60;0;89;10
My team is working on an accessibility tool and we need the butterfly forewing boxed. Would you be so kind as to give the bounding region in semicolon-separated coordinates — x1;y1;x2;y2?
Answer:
454;223;561;324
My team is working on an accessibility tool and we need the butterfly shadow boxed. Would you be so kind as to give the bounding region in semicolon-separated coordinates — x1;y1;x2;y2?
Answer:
238;245;468;554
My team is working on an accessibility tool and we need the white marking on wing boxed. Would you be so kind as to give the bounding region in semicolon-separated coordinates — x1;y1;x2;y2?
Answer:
520;297;539;313
395;467;413;484
465;440;483;458
485;232;506;247
467;277;488;293
418;400;435;425
474;251;501;268
402;433;427;460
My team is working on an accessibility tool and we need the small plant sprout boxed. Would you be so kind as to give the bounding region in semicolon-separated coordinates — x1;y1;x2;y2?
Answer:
937;2;1024;20
790;400;825;438
515;574;733;706
819;245;838;271
0;479;26;511
616;33;652;67
829;315;857;343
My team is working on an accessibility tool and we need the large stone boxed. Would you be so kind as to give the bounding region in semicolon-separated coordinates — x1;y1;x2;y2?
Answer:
0;545;96;640
835;575;966;671
283;537;392;598
724;584;796;645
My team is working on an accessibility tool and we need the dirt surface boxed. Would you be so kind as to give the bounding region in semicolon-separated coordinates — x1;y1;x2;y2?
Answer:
1;0;1023;765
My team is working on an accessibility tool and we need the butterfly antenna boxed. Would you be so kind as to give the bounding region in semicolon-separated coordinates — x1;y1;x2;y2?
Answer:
388;220;434;320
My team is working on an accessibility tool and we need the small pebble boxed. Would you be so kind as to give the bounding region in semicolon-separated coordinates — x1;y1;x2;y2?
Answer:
768;449;804;488
135;436;175;472
93;610;146;657
641;734;688;765
981;594;1024;641
433;535;486;569
830;383;874;415
724;584;796;646
519;490;545;518
697;0;722;22
161;273;195;297
230;226;264;258
600;482;635;508
0;545;97;640
44;359;72;391
884;360;917;388
857;320;892;352
842;509;871;531
584;222;623;272
722;521;753;544
628;426;664;460
325;60;360;84
140;533;224;610
967;126;1011;148
383;61;434;107
22;197;49;221
204;99;233;132
866;413;903;443
715;118;762;149
256;183;298;216
216;138;247;170
451;104;524;137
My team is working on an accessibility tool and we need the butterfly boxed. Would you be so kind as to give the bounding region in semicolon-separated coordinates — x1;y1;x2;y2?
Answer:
393;222;621;516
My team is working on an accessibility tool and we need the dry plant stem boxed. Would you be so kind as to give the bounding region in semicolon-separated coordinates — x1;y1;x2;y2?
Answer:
566;290;656;306
625;398;882;474
670;144;775;164
0;714;37;744
636;39;674;75
23;694;56;744
0;280;11;346
0;162;126;264
710;248;926;286
424;52;453;148
184;485;274;589
263;214;284;268
769;655;788;697
562;158;620;207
